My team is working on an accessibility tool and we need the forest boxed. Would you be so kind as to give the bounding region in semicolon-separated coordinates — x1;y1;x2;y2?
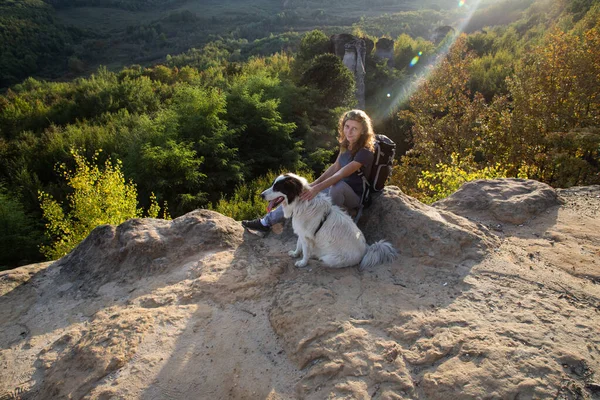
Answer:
0;0;599;269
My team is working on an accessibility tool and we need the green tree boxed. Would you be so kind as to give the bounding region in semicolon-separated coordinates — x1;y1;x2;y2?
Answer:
468;49;515;101
0;185;44;269
137;140;206;214
393;33;435;73
226;71;302;179
297;30;330;62
170;85;243;202
300;53;356;110
38;149;159;260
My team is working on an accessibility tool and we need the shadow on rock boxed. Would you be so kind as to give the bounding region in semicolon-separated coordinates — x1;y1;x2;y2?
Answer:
266;185;501;398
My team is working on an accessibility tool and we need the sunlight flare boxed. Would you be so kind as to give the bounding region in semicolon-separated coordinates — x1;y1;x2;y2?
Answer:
382;0;483;118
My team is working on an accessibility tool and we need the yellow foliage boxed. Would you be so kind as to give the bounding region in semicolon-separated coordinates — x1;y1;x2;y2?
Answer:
39;149;166;260
416;153;507;204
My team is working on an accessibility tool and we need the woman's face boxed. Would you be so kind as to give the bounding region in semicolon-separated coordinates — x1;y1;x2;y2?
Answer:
344;119;363;147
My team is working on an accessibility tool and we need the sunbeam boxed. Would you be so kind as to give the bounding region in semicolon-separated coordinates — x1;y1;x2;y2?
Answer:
381;0;483;118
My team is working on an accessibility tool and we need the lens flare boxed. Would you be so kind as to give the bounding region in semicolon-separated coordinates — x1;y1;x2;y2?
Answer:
379;0;482;121
409;51;423;67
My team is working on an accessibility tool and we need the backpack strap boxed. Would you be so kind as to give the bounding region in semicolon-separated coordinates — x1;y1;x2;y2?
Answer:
353;167;372;223
356;167;371;205
352;151;373;223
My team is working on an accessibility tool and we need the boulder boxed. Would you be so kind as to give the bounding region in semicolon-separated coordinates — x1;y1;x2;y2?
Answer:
434;178;562;225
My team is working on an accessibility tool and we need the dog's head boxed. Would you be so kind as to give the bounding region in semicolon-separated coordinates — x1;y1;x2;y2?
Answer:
261;173;309;215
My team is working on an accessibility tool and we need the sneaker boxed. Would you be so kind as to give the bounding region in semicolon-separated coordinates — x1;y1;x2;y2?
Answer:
242;218;270;232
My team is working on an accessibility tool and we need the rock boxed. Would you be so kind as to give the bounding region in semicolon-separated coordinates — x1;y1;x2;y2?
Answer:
330;33;371;109
54;210;243;294
1;180;599;400
341;39;367;109
330;33;356;58
433;178;562;225
360;186;498;265
431;25;455;44
375;38;394;67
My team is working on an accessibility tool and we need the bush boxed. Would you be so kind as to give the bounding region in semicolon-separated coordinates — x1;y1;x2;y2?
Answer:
38;149;161;260
210;170;314;221
0;185;44;269
300;53;356;110
416;153;507;204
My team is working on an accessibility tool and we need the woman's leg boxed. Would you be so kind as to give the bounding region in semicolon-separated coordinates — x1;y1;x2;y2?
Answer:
327;181;361;210
262;206;285;226
242;205;285;232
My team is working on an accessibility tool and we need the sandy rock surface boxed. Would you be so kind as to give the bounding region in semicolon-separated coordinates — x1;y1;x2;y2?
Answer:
1;179;599;399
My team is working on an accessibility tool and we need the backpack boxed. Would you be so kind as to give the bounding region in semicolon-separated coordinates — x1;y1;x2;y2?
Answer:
357;134;396;210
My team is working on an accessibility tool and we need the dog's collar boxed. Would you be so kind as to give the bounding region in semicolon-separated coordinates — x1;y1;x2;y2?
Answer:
314;209;331;236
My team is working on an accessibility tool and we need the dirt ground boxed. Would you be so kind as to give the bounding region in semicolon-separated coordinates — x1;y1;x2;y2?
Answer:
1;179;599;399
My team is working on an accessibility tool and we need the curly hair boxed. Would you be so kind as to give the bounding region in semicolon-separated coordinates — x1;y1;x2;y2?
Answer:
338;109;376;156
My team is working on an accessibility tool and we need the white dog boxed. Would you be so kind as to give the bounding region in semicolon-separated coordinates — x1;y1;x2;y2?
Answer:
261;173;398;270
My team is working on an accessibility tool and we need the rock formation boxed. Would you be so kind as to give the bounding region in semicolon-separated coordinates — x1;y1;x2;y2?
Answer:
330;33;356;58
331;34;375;110
431;25;455;45
330;34;393;109
343;39;367;109
1;180;600;399
374;37;395;68
434;178;563;225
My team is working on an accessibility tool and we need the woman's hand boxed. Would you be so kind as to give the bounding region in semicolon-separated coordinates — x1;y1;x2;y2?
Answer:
300;186;319;201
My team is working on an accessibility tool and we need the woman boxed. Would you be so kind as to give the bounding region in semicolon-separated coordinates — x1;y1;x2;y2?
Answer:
242;109;375;232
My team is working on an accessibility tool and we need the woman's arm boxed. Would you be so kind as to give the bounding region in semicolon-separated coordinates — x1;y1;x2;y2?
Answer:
310;153;341;186
300;160;363;201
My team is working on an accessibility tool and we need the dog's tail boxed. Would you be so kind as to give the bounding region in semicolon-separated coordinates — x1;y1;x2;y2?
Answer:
359;240;398;271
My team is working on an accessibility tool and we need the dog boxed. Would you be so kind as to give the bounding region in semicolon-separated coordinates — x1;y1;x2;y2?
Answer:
261;173;398;270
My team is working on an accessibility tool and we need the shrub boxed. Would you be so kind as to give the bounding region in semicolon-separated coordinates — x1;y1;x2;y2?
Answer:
0;185;44;269
416;153;507;204
210;170;314;221
39;149;161;260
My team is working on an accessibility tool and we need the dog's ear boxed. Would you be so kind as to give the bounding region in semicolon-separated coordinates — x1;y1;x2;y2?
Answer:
280;175;304;204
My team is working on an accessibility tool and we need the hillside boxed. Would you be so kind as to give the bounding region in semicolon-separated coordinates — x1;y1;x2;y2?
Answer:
1;179;599;399
1;0;445;87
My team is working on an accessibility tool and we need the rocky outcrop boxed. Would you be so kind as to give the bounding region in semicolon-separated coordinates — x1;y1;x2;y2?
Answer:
344;39;367;109
330;33;356;58
2;180;600;399
331;34;375;109
361;186;498;266
431;25;455;44
330;34;387;109
375;37;395;67
434;178;562;225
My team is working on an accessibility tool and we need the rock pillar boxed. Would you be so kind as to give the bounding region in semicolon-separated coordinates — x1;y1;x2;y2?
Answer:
375;38;394;68
342;39;366;110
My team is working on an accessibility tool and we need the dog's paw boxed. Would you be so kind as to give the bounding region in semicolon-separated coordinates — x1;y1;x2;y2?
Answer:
288;250;301;258
295;260;308;268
